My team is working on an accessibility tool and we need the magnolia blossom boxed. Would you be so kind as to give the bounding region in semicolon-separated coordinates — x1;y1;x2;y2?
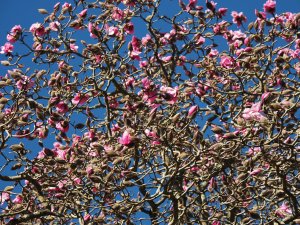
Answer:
30;23;46;36
88;22;100;38
49;21;60;31
0;42;14;54
242;93;269;122
124;22;134;34
188;105;198;117
56;101;69;114
263;0;276;14
231;11;247;27
78;9;88;17
119;130;133;146
112;7;124;21
56;121;69;133
69;43;78;52
72;93;89;105
16;76;34;90
276;202;292;218
7;25;22;43
1;192;10;204
12;195;23;204
160;86;179;104
220;55;235;69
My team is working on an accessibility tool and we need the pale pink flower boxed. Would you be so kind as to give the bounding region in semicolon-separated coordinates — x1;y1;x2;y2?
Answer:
142;34;152;46
119;130;133;146
30;23;46;37
249;168;263;176
112;7;124;21
276;202;292;218
195;35;205;45
208;49;219;58
217;8;227;18
188;105;198;117
0;42;14;54
263;0;276;14
70;43;78;52
73;177;82;185
62;2;72;10
16;76;34;90
1;192;10;204
54;149;68;160
53;2;60;10
72;93;89;105
220;56;235;69
160;86;179;104
139;60;148;68
88;22;100;38
7;25;22;43
49;21;60;31
12;195;23;204
231;11;247;27
86;166;94;176
56;121;69;133
242;101;267;122
106;25;119;36
78;9;88;17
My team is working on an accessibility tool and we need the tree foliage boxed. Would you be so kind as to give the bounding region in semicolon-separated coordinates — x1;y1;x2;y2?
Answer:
0;0;300;224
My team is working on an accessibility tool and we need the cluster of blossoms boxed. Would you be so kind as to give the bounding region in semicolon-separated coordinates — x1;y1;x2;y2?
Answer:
0;0;300;224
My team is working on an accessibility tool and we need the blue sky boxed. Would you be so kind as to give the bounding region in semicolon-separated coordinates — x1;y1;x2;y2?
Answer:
1;0;300;45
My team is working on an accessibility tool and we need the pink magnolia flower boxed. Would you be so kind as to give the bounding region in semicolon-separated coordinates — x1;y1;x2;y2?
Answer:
88;22;100;38
263;0;276;14
84;214;91;221
30;23;46;37
56;121;69;133
217;8;228;18
73;177;82;185
72;93;89;105
16;76;34;90
231;11;247;27
249;168;263;176
70;43;78;52
86;166;94;176
1;192;10;204
78;9;88;18
12;195;23;204
62;2;72;11
276;202;292;218
160;86;179;104
7;25;22;43
0;42;14;54
53;2;60;10
106;25;119;36
49;21;60;31
195;35;205;45
112;7;124;21
220;56;235;69
119;130;133;146
188;105;198;117
242;93;269;122
142;34;152;46
56;101;69;114
208;49;219;58
139;60;148;68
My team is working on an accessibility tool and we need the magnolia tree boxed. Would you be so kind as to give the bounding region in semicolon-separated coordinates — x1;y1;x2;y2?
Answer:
0;0;300;224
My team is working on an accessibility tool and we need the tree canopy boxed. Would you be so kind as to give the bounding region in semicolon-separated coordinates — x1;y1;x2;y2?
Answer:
0;0;300;224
